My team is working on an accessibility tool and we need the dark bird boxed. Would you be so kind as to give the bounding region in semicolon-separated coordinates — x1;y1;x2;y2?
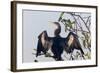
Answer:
35;22;84;61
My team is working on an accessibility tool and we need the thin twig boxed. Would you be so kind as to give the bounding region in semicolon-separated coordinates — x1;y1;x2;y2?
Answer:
70;13;90;33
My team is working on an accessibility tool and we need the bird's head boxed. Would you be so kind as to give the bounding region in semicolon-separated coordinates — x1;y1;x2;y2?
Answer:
49;22;61;36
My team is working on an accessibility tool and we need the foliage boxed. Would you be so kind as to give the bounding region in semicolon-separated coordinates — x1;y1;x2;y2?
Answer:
58;12;91;57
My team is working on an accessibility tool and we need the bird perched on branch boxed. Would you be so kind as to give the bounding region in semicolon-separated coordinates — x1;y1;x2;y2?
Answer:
35;22;84;61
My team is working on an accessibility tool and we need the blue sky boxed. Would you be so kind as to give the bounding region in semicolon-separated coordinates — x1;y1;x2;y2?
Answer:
22;10;91;62
23;10;63;62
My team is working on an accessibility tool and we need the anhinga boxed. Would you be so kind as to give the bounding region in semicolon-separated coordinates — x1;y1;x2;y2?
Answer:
36;22;84;61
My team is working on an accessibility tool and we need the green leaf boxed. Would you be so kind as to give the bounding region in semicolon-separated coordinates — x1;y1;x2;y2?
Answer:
58;12;64;21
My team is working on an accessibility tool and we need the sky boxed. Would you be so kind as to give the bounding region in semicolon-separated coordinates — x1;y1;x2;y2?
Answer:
22;10;91;62
23;10;62;62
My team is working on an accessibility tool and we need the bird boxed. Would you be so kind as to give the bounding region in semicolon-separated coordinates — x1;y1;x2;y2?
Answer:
35;22;85;61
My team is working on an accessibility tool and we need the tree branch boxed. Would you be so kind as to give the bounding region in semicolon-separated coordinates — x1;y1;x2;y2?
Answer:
69;13;91;33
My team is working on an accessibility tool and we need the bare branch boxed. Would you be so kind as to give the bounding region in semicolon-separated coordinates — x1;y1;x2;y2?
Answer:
68;13;91;33
86;16;91;24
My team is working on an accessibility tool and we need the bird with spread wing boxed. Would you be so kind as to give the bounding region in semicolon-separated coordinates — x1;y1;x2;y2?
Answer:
35;22;85;61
